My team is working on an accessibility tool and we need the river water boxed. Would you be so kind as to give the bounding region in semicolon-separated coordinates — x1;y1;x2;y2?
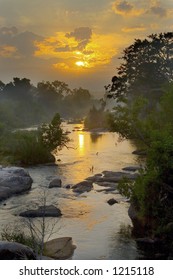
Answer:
0;123;142;259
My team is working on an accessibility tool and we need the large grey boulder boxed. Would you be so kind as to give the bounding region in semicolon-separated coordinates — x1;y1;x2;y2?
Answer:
43;237;76;259
19;205;62;218
0;241;36;260
72;180;93;193
0;167;33;202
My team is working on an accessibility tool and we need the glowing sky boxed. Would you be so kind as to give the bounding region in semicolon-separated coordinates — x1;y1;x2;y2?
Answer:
0;0;173;93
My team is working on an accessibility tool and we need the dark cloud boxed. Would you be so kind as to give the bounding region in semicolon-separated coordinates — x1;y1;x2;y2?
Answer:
115;0;133;13
55;45;70;52
150;5;167;17
0;27;44;57
66;27;92;49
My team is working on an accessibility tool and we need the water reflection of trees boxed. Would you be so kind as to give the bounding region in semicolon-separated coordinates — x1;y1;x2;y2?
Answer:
90;133;103;143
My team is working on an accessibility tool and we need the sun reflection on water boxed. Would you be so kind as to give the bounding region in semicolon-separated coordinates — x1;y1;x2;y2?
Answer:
78;134;85;155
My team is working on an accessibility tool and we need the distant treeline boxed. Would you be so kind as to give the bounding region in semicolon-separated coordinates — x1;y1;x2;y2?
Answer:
0;78;99;129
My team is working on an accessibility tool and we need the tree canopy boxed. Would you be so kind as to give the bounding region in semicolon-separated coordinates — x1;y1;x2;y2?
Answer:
106;32;173;100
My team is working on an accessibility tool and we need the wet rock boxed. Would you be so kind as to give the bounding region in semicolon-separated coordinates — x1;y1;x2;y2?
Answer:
44;237;76;259
86;174;103;182
72;180;93;193
0;167;33;202
107;198;118;205
19;205;62;218
0;241;36;260
48;177;62;188
132;150;147;156
64;184;71;189
122;166;141;172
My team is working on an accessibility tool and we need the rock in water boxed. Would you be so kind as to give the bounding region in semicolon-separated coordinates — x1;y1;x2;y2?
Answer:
0;167;33;202
72;180;93;193
19;205;62;218
0;241;36;260
43;237;76;259
107;198;118;205
48;177;62;188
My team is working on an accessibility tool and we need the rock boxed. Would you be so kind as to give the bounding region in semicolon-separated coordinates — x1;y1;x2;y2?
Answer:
99;171;138;183
43;237;76;259
122;166;141;172
0;241;36;260
19;205;62;218
72;180;93;193
64;184;71;189
86;174;103;182
107;198;118;205
132;150;147;156
0;167;33;202
48;177;62;188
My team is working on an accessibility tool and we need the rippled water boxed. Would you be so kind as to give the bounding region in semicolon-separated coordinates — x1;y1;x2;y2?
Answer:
0;123;142;259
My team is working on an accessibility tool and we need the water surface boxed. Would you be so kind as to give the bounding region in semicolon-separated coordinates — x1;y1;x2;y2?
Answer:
0;123;141;259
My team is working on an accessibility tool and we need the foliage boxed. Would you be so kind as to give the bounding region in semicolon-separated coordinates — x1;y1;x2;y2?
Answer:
1;113;70;165
114;89;173;236
0;77;96;127
84;105;111;130
106;32;173;100
1;130;53;165
1;223;37;250
39;113;70;152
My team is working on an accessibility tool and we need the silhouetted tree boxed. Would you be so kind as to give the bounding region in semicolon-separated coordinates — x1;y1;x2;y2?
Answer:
3;77;33;100
106;32;173;100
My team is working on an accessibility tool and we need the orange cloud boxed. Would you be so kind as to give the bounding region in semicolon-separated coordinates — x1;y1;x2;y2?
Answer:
122;26;146;32
0;45;18;58
34;30;124;72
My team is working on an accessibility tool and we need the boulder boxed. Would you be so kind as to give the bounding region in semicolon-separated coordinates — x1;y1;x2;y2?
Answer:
122;166;141;172
72;180;93;193
0;241;36;260
132;149;147;156
64;184;71;189
19;205;62;218
43;237;76;259
48;177;62;188
107;198;118;205
0;167;33;202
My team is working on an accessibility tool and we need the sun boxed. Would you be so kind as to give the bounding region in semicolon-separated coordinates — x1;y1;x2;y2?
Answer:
75;61;85;67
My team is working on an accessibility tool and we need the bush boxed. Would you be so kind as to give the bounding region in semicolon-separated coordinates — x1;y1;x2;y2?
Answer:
1;112;70;165
2;130;54;165
1;224;37;249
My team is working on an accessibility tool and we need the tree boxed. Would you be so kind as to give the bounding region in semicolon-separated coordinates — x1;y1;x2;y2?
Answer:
111;86;173;252
3;77;33;100
39;113;70;153
37;80;71;106
106;32;173;100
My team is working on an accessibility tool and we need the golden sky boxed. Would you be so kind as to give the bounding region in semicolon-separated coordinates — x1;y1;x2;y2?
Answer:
0;0;173;93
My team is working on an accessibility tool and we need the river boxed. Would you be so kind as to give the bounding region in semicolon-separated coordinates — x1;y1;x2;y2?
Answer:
0;123;143;259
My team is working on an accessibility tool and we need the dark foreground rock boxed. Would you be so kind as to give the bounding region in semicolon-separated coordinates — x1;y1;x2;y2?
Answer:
72;180;93;193
107;198;118;205
0;241;36;260
43;237;76;259
19;205;62;218
0;167;33;202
